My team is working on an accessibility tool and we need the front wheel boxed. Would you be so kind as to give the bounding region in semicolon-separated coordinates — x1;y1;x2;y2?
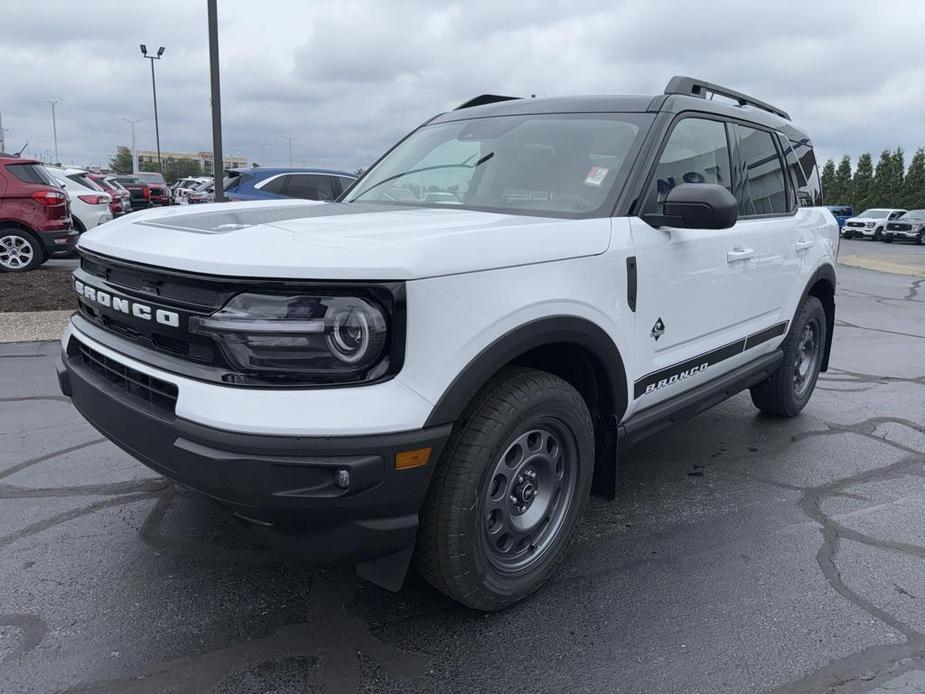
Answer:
917;233;924;246
415;367;594;611
884;237;893;243
873;228;883;241
750;296;827;417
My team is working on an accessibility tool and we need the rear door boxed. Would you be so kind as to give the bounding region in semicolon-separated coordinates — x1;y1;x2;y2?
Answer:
629;115;765;407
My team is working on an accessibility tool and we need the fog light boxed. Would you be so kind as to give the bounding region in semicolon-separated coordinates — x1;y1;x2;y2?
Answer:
395;448;432;470
333;468;350;489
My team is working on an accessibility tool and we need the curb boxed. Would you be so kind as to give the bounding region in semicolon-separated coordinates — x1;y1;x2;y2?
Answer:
0;310;72;344
837;257;925;277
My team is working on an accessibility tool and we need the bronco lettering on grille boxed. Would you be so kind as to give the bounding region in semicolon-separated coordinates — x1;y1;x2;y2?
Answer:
74;280;180;329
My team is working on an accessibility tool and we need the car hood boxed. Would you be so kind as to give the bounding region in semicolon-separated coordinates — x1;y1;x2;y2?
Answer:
76;199;612;280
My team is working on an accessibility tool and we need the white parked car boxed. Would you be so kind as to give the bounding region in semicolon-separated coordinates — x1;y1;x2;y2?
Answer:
44;167;113;233
60;76;837;610
173;177;212;204
841;208;906;240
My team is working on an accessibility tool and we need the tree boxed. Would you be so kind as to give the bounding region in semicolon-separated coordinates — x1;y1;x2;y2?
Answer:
140;157;203;184
853;152;874;211
110;146;133;173
820;159;836;203
902;147;925;209
834;155;853;207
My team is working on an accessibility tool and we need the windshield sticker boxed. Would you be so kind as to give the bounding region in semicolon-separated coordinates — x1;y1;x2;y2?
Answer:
584;166;609;187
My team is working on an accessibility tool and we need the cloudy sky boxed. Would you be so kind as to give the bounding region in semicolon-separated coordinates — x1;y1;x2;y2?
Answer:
2;0;925;172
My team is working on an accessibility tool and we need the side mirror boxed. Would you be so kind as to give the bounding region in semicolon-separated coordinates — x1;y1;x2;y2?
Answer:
643;183;738;230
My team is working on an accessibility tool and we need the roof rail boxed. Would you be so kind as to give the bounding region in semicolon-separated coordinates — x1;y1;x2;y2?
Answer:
664;76;790;121
454;94;521;110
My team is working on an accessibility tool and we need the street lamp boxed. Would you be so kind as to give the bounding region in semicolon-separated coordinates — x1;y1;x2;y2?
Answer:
48;98;61;164
282;135;296;165
139;44;165;173
121;117;142;173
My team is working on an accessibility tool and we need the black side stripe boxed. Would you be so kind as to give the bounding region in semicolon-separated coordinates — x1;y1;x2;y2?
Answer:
633;321;788;399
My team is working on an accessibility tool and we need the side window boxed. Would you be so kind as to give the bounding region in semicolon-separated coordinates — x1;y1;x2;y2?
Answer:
733;125;788;216
332;176;356;197
260;175;289;195
779;136;807;210
286;174;337;201
888;211;903;220
643;117;732;213
789;138;823;206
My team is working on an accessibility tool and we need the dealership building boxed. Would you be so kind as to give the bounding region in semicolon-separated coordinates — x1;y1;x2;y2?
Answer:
136;150;247;174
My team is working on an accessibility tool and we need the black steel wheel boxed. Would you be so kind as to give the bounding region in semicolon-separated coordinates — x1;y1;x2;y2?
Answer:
415;367;594;611
750;296;827;417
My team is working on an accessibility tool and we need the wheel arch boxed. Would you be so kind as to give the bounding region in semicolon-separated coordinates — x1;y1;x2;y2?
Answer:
423;316;628;498
802;263;836;372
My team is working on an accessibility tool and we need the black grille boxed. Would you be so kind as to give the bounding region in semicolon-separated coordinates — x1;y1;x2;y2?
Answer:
845;221;865;228
72;339;178;413
887;222;912;231
81;256;226;309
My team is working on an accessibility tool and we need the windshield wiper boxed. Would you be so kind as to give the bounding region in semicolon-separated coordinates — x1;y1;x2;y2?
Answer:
350;152;495;201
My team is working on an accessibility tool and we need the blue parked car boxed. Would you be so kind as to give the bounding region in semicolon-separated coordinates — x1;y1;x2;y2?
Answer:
825;205;854;230
224;167;357;202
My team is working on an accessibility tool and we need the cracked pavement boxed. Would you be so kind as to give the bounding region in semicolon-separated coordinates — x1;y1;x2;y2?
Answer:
1;263;924;693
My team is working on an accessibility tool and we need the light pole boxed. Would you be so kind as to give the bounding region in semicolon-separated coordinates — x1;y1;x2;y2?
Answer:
255;145;268;166
282;135;296;165
139;44;165;173
121;117;142;173
48;98;61;164
206;0;225;202
0;111;8;153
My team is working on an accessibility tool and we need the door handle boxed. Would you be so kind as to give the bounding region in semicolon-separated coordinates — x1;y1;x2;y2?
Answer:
726;247;755;262
795;239;814;252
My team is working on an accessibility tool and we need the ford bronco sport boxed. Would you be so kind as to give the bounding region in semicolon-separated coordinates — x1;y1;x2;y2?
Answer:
58;77;837;610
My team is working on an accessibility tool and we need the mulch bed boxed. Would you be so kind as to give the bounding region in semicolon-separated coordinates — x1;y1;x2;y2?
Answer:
0;267;78;312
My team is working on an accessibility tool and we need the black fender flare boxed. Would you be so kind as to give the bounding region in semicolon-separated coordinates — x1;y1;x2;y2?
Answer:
423;315;628;427
800;263;836;372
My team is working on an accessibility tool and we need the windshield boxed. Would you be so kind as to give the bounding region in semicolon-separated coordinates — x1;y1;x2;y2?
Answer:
858;209;889;218
344;113;651;217
899;210;925;221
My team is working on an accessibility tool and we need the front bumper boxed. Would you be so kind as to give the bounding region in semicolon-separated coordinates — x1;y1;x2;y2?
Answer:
884;230;920;241
57;333;452;586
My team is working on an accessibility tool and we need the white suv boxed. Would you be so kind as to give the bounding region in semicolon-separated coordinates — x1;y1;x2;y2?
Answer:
58;77;837;610
841;208;906;240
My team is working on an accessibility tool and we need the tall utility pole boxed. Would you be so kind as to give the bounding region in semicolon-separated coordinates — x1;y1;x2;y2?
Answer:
207;0;225;202
49;98;61;164
282;135;296;165
140;44;165;173
121;117;142;172
0;112;7;153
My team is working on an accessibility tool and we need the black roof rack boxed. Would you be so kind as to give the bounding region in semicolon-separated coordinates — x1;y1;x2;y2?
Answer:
454;94;521;110
664;76;790;121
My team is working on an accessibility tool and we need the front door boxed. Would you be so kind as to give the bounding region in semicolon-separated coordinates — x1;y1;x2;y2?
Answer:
628;116;767;411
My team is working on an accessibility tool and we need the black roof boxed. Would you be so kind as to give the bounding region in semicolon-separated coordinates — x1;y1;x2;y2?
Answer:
431;76;809;142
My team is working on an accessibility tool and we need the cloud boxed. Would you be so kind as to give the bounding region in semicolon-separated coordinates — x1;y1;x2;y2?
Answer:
1;0;924;171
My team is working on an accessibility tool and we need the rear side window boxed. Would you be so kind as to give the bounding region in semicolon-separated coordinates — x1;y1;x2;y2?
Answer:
643;117;732;214
285;174;338;200
332;176;356;197
6;163;54;185
732;125;788;216
790;139;823;206
260;175;289;194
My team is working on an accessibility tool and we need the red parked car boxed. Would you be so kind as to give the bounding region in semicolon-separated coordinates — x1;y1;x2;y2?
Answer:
0;154;77;272
88;173;130;216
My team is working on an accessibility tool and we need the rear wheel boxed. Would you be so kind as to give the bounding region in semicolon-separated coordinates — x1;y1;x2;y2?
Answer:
750;297;826;417
0;229;43;272
415;367;594;611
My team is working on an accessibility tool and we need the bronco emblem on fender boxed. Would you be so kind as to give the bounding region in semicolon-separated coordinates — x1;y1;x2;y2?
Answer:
651;317;666;341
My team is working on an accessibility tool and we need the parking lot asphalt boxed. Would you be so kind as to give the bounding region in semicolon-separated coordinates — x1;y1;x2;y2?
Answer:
838;237;925;276
1;264;924;694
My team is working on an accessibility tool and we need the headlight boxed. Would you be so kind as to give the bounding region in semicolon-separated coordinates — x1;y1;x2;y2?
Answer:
189;292;393;383
865;222;876;228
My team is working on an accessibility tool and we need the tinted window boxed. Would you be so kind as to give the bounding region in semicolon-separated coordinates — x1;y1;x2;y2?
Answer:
734;125;788;216
286;174;338;200
6;163;54;185
643;117;732;214
260;175;289;194
345;113;649;217
331;176;356;197
789;139;822;206
67;173;102;191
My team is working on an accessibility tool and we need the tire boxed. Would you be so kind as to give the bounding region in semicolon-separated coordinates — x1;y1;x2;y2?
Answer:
415;367;594;611
917;233;924;246
750;296;827;417
0;229;44;273
885;237;893;244
873;228;882;241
